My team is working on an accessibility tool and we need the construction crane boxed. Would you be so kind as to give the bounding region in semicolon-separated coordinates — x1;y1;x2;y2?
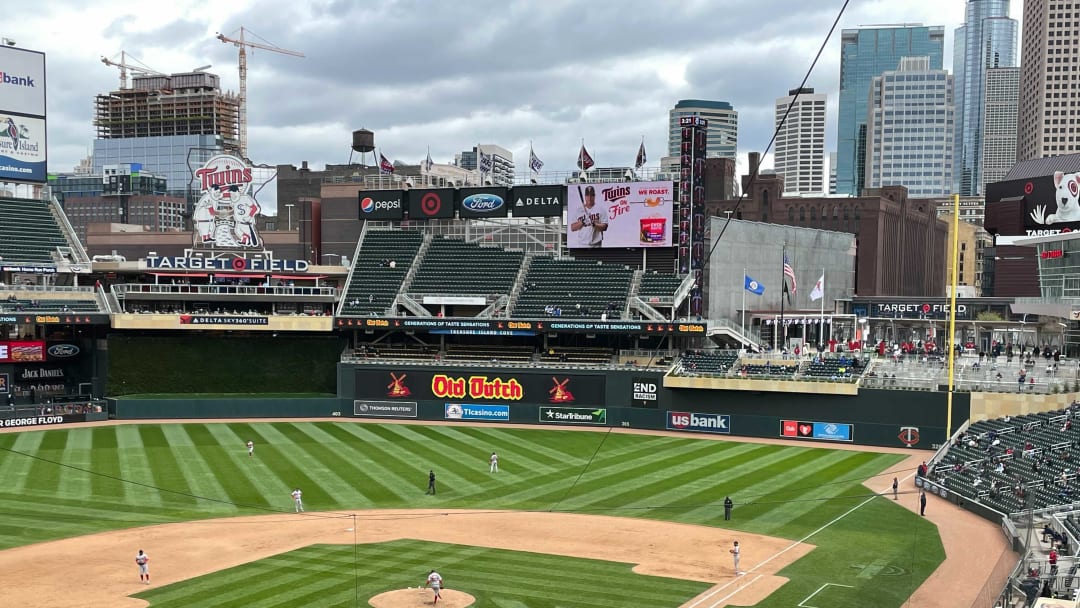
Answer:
216;27;304;159
100;51;167;89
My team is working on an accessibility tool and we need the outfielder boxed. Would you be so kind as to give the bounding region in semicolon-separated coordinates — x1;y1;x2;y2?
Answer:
489;451;499;473
135;549;150;584
247;440;254;457
426;569;443;604
291;488;304;512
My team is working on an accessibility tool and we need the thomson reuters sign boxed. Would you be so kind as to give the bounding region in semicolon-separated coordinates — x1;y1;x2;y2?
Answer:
357;190;404;220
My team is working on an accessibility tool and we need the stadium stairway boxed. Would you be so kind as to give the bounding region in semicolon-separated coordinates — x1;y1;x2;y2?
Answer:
338;230;424;316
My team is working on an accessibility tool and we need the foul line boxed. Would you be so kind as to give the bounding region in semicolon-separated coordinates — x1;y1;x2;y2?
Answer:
797;583;854;608
685;469;917;608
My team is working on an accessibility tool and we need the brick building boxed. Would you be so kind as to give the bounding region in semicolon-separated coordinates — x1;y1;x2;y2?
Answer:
703;154;948;297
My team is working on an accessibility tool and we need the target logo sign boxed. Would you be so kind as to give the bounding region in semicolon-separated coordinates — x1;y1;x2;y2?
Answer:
408;189;453;219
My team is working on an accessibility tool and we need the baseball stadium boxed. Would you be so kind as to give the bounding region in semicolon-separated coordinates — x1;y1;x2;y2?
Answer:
1;35;1077;608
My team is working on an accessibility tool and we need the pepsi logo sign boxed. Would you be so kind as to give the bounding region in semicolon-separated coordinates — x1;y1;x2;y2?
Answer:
360;197;402;214
461;194;505;213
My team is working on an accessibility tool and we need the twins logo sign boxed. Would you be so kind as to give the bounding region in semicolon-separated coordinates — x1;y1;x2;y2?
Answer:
899;426;920;447
666;411;730;434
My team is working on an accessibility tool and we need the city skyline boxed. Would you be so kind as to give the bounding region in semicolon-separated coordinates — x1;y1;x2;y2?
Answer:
6;0;1024;192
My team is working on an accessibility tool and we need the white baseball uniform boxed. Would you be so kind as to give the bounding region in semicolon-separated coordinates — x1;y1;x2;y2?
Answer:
427;571;443;600
490;453;499;473
135;551;150;582
247;441;254;456
291;489;304;512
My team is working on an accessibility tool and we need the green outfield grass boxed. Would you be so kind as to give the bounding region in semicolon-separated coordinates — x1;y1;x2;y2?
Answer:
135;539;712;608
0;422;944;607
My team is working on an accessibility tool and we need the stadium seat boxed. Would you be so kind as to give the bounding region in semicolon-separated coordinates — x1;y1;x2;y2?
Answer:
410;237;524;298
0;198;72;263
638;272;683;301
339;230;423;316
513;257;633;319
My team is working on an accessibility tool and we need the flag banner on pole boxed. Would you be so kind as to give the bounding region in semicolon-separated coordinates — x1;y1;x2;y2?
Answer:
635;140;647;169
577;145;595;171
529;147;544;174
479;149;494;174
379;153;395;175
744;275;765;295
810;273;824;302
783;254;797;295
424;150;434;173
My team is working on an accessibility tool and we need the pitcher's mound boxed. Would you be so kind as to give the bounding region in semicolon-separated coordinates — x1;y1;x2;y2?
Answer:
369;588;475;607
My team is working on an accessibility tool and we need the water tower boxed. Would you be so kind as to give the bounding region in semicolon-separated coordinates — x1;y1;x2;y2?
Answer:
351;129;375;166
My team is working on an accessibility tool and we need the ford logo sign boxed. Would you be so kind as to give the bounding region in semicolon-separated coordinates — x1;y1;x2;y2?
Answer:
47;344;80;358
461;194;504;212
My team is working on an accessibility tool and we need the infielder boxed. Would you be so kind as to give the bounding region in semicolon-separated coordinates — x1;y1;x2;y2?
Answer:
291;488;304;512
426;569;443;604
135;549;150;584
247;440;254;457
730;540;742;575
489;451;499;473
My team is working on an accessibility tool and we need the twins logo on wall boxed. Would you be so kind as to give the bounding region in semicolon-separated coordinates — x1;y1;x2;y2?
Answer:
192;154;262;248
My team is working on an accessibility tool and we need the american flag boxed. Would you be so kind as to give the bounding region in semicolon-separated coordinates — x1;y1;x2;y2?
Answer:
783;254;797;295
378;153;395;175
529;146;544;174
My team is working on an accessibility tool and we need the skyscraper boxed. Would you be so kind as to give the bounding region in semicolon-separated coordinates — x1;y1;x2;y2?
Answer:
982;67;1020;187
667;100;738;159
1017;0;1080;160
865;57;954;197
455;144;514;187
836;25;945;195
773;87;827;194
953;0;1017;195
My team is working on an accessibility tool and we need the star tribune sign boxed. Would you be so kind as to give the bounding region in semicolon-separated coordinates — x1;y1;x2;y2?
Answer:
192;154;263;249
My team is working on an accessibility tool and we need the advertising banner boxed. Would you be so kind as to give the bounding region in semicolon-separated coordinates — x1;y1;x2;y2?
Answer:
0;341;45;362
988;173;1080;237
0;46;46;116
566;181;673;249
146;256;309;272
358;190;405;220
179;315;269;326
356;369;605;405
444;403;510;421
510;185;563;217
0;373;8;394
871;301;970;320
407;188;455;220
353;400;418;418
456;187;509;219
539;406;607;425
337;317;706;336
666;411;731;434
45;343;81;359
0;114;46;183
631;377;659;408
781;419;853;442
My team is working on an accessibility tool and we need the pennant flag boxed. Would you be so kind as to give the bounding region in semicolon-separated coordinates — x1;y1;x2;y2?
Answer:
810;273;824;302
577;145;595;171
529;146;544;174
783;254;797;295
424;148;434;173
378;153;395;175
635;139;647;169
744;275;765;295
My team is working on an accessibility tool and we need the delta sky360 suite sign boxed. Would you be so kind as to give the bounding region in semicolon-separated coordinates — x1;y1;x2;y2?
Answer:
566;181;673;249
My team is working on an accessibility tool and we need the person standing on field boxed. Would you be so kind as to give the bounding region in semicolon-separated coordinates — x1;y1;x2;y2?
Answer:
730;540;742;575
892;477;898;500
247;440;254;457
919;490;927;516
135;549;150;584
426;470;437;495
489;452;499;473
426;569;443;604
291;488;304;512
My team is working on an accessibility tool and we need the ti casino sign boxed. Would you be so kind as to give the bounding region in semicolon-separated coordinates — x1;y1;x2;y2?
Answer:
145;256;310;272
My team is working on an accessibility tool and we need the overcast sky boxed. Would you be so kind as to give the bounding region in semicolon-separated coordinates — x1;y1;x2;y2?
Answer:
6;0;1023;208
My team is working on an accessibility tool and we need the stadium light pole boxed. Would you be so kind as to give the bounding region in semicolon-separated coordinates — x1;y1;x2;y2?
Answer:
946;193;960;438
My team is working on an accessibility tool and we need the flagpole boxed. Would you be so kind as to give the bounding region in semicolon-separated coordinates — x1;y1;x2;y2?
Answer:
741;267;747;341
778;244;785;352
820;267;825;346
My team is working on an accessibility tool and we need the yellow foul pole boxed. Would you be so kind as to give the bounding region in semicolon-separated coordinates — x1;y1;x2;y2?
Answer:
946;193;961;437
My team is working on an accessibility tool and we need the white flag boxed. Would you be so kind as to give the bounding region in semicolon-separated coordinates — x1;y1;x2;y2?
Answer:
809;273;825;302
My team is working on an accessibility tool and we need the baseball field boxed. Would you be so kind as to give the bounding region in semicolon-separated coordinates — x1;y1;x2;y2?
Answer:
0;420;946;607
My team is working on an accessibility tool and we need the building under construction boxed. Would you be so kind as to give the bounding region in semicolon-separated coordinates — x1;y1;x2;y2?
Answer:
93;72;240;154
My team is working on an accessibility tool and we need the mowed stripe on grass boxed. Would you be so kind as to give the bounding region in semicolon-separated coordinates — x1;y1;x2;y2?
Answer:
135;540;713;608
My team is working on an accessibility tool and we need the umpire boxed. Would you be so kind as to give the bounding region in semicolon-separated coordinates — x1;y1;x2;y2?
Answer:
724;496;733;521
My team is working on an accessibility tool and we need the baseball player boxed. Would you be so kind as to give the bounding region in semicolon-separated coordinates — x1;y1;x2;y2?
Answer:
247;440;254;457
426;470;437;495
135;549;150;584
489;451;499;473
291;488;304;512
730;540;742;575
569;185;608;247
426;569;443;604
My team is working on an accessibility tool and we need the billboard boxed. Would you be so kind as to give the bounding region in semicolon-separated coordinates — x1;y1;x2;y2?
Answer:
566;181;673;248
192;154;263;248
987;172;1080;237
457;187;509;218
407;188;455;220
337;316;707;336
0;46;46;116
353;400;418;418
539;406;607;425
358;190;405;220
510;185;563;217
781;419;853;442
0;114;46;182
444;403;510;421
0;341;45;362
356;369;605;405
666;411;730;434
